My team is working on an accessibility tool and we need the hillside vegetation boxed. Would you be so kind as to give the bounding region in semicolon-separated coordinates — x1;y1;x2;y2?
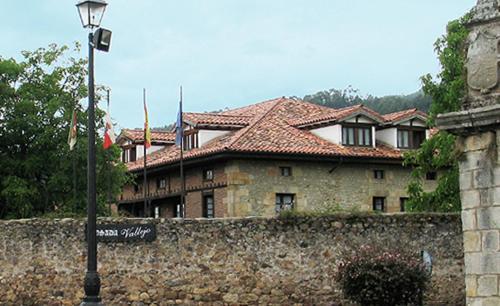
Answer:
303;86;432;114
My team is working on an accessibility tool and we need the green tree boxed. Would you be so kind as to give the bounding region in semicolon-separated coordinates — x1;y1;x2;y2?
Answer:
403;14;470;212
0;44;129;219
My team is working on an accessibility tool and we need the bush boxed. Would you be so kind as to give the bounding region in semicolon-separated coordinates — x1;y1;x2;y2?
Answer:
337;246;429;306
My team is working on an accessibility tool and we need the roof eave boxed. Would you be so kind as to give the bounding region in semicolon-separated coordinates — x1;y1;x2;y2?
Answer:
384;114;429;127
127;150;404;175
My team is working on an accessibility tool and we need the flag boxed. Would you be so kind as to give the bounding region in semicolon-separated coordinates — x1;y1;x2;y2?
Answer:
144;99;151;149
175;100;183;147
68;108;77;150
103;110;116;149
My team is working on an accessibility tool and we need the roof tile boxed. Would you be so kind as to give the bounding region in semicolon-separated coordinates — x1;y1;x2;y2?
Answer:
120;129;175;143
126;98;424;171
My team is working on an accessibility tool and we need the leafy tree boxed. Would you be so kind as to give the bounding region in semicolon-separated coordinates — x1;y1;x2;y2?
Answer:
403;14;470;212
0;44;129;219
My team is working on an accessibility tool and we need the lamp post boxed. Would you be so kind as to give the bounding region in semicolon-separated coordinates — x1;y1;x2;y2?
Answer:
76;1;111;305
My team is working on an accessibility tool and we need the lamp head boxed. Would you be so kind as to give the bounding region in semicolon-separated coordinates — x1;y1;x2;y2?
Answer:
76;0;107;29
93;28;112;52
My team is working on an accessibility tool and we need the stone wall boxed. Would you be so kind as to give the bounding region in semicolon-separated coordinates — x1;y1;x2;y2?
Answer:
120;158;438;219
458;131;500;305
225;159;438;216
0;214;463;305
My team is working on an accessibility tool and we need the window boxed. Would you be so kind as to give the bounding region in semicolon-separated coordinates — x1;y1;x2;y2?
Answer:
156;177;167;189
130;147;137;162
398;129;426;149
175;204;181;218
280;167;292;177
397;130;409;148
275;193;295;213
373;197;385;212
122;149;128;163
203;195;214;218
426;171;437;180
342;126;372;147
374;170;384;179
203;169;214;181
183;131;199;150
413;130;426;148
400;197;409;212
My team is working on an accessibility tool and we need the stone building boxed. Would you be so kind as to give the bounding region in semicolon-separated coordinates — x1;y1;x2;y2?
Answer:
118;97;438;218
436;0;500;305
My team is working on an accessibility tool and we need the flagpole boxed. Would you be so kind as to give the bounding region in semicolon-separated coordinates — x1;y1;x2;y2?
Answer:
179;86;185;218
73;148;77;214
106;89;112;211
143;88;149;218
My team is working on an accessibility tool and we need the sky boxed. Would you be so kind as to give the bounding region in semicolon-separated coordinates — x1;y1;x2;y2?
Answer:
0;0;475;130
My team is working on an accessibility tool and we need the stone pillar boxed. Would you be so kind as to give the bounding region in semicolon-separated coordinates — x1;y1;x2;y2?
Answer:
437;1;500;305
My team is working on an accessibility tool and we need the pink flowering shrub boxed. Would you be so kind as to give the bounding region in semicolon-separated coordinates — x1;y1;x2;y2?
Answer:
336;246;429;305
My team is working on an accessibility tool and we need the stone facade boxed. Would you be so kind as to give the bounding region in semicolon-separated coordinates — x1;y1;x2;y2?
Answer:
436;1;500;305
225;159;438;216
120;159;438;218
0;214;463;305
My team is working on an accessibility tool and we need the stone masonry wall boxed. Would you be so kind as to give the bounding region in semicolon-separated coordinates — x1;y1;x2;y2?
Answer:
458;131;500;305
0;214;463;305
225;159;438;216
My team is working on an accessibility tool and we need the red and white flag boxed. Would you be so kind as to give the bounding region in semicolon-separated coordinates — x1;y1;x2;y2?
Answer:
68;108;78;150
103;111;116;149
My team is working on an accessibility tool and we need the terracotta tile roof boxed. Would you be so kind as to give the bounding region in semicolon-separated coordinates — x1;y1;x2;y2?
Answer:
126;97;418;172
183;113;251;128
382;108;428;124
289;104;385;128
119;129;175;143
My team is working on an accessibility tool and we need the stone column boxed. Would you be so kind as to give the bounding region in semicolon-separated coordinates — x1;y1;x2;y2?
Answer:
437;1;500;305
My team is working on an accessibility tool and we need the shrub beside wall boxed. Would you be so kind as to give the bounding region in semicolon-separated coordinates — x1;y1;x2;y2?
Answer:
337;246;430;305
0;214;464;305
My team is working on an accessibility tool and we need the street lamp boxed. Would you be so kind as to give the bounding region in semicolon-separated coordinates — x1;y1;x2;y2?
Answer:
77;0;107;28
76;1;111;305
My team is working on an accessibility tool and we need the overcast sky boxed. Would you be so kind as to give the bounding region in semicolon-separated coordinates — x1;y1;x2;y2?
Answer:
1;0;475;130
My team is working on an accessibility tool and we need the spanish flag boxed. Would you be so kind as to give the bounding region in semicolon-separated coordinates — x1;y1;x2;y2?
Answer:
144;99;151;149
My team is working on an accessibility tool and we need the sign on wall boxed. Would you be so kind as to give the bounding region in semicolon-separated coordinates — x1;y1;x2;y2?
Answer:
85;224;156;242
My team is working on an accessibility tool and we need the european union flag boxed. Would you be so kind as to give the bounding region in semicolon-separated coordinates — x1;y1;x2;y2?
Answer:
175;101;183;147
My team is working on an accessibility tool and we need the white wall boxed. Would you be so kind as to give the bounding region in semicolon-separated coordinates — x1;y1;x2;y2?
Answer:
136;145;165;159
198;130;231;147
371;126;376;148
376;128;397;147
400;118;426;127
310;124;342;144
344;116;376;124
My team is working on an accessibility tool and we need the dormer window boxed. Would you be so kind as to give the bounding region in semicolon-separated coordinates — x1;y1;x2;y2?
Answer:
183;130;199;150
122;147;136;162
130;147;137;162
342;125;372;147
397;128;425;149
